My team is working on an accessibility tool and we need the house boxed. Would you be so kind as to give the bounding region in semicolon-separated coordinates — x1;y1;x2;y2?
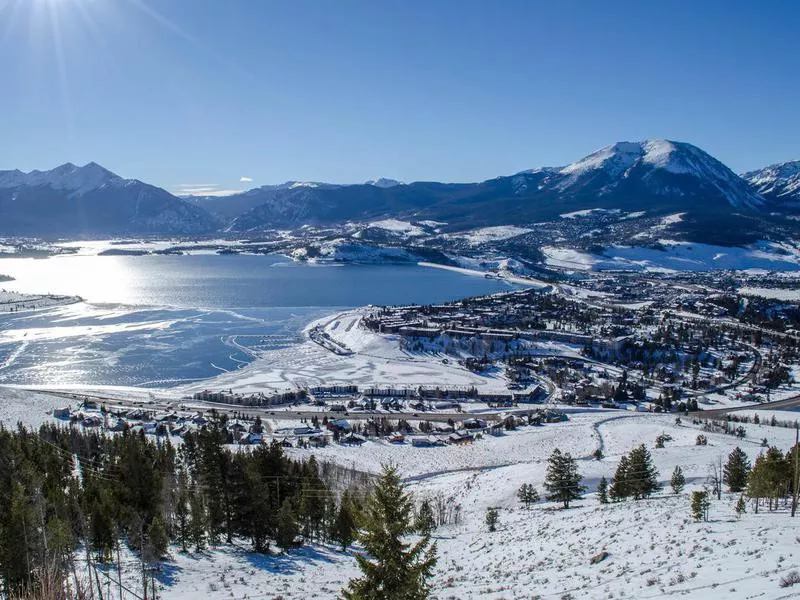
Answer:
53;407;71;420
243;432;264;445
340;433;367;446
327;418;352;433
411;435;444;447
448;431;474;445
82;415;103;428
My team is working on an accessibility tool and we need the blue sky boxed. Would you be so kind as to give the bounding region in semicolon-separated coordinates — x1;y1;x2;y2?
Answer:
1;0;798;195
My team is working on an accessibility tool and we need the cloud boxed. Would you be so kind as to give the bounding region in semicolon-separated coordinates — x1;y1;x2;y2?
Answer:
172;183;243;197
239;176;253;183
193;189;244;197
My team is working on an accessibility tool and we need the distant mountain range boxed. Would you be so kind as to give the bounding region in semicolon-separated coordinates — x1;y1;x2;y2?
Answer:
0;162;218;236
2;140;799;243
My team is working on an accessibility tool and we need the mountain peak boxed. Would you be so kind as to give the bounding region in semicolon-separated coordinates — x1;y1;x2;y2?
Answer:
0;162;122;194
554;139;763;209
743;160;800;203
365;178;403;188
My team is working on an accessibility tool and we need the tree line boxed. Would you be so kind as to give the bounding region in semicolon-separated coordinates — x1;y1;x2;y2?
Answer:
0;418;367;599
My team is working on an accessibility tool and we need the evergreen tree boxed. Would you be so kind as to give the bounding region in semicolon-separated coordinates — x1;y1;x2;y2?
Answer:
341;465;437;600
609;455;631;502
670;466;686;495
627;444;660;500
275;498;300;552
333;494;358;552
144;514;169;563
172;467;192;552
734;495;746;519
597;476;609;504
85;478;117;562
485;507;499;532
723;447;750;493
415;499;436;535
516;484;539;509
241;462;273;553
543;449;585;509
189;493;207;552
691;490;710;522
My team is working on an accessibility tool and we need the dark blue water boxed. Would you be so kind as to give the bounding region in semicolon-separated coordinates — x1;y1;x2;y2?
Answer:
0;254;516;387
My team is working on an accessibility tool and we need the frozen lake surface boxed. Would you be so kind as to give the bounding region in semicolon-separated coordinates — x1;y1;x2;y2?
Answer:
0;254;516;387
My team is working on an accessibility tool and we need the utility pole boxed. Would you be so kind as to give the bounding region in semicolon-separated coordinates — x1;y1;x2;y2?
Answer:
792;425;799;517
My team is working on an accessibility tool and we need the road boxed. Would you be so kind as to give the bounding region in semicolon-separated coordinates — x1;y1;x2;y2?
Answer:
29;387;555;425
700;392;800;419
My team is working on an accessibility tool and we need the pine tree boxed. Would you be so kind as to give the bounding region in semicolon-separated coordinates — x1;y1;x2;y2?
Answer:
516;484;539;509
747;447;789;512
144;514;169;563
734;495;746;519
544;448;585;509
415;499;436;535
597;476;609;504
485;507;499;532
609;455;631;502
249;473;274;553
670;466;686;495
723;447;750;493
341;465;437;600
174;491;190;552
691;490;710;522
627;444;660;500
333;495;358;552
189;493;207;552
275;498;300;552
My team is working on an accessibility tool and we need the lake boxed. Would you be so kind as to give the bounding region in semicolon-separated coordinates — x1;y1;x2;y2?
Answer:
0;254;517;387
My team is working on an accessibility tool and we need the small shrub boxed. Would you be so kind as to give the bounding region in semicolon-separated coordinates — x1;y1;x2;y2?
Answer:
780;571;800;588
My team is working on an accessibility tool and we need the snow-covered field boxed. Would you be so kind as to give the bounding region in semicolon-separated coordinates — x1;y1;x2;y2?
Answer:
91;410;800;600
543;240;800;272
444;225;534;246
0;289;81;312
181;310;511;396
740;287;800;300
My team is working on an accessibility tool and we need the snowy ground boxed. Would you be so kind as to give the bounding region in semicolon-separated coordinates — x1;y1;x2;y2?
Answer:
180;310;513;396
4;292;800;597
543;240;800;272
0;289;81;312
96;410;800;600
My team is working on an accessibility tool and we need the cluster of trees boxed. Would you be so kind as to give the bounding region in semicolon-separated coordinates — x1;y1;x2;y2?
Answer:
746;445;800;514
688;445;800;520
0;420;365;599
608;444;660;501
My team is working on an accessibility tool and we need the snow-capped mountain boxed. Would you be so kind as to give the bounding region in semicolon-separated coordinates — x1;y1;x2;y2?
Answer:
0;161;121;195
365;178;403;188
5;142;800;244
0;163;218;236
742;161;800;206
224;139;770;237
551;140;764;209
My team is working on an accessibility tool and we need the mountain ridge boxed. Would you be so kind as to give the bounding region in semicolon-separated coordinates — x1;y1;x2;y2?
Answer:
0;162;218;236
3;140;799;243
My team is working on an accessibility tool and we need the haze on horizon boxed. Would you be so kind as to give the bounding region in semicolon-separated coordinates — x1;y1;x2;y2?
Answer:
1;0;798;197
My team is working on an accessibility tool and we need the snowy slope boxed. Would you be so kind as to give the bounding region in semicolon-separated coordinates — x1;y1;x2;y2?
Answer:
743;160;800;205
556;140;764;209
543;240;800;272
